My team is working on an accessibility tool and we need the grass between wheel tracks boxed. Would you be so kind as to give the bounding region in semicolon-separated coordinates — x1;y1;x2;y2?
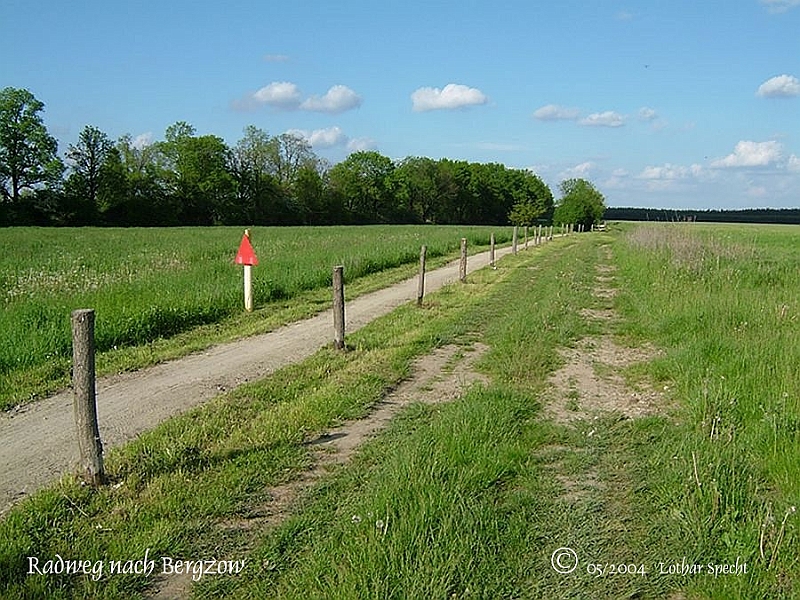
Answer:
2;224;798;598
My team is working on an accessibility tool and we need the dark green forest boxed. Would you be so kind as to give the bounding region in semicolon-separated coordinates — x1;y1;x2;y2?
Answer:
605;207;800;224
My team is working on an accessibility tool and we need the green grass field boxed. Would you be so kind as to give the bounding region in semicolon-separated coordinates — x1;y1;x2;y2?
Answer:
0;225;512;410
0;222;798;598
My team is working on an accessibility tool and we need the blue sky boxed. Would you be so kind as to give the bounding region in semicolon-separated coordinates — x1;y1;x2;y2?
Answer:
2;0;799;209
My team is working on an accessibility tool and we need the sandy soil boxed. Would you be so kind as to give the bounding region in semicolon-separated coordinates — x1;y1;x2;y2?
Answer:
539;243;667;505
0;244;513;516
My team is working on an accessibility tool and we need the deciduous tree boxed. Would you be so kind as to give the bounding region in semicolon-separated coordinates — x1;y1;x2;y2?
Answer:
0;87;63;204
553;178;605;229
62;125;113;223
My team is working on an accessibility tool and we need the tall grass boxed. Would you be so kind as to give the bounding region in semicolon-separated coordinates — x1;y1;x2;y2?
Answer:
614;222;800;597
0;225;510;409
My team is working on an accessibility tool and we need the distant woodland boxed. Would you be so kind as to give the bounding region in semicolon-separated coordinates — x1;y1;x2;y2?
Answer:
604;207;800;225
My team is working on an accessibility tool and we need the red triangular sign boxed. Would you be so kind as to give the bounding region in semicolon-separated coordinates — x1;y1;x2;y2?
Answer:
234;234;258;266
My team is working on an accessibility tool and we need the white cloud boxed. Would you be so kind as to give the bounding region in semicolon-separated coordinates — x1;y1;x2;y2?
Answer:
616;10;634;20
638;163;704;180
263;54;290;62
300;85;362;114
239;82;362;113
411;83;488;111
253;81;302;109
638;107;658;121
347;137;377;152
760;0;800;13
788;154;800;172
757;74;800;98
560;161;595;179
285;128;377;152
132;132;153;150
579;111;626;127
286;126;347;149
533;104;581;121
711;140;783;168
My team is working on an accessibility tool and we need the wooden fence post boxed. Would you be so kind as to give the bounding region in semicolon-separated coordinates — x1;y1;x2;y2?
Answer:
333;266;345;350
71;309;105;486
417;245;427;306
524;226;529;249
512;226;518;254
490;233;496;268
459;238;467;283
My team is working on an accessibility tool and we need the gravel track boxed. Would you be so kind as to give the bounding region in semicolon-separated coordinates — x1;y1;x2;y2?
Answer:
0;244;515;515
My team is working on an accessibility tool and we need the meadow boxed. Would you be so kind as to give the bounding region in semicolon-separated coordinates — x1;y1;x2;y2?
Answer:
0;225;512;410
0;222;798;598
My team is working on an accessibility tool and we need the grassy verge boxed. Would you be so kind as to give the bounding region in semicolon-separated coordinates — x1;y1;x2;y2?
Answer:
3;223;796;598
0;231;548;599
609;222;800;598
1;224;511;410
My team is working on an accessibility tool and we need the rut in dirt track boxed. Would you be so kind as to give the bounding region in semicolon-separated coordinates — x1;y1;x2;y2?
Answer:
0;244;516;515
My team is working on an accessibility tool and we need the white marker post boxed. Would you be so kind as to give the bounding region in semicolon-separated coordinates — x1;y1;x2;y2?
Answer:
244;263;253;312
234;229;259;312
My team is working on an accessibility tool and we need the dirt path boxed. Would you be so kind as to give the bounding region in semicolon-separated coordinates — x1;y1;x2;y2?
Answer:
0;244;516;515
149;342;490;599
539;243;666;504
545;243;664;424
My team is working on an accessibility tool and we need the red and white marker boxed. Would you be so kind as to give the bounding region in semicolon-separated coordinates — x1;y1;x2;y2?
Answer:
234;229;258;311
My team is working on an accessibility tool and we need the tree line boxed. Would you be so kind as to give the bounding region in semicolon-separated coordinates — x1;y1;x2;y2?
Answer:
605;207;800;225
1;87;607;228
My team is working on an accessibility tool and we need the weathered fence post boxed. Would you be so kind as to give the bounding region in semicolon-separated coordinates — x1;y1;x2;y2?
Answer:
333;266;345;350
71;309;105;486
490;233;496;268
417;245;427;306
512;226;518;254
524;226;529;249
459;238;467;283
549;225;553;241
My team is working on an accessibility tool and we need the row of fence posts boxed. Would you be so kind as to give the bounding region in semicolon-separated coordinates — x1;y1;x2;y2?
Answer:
69;223;587;486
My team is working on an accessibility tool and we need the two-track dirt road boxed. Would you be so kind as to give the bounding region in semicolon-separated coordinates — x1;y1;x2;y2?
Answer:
0;243;517;515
